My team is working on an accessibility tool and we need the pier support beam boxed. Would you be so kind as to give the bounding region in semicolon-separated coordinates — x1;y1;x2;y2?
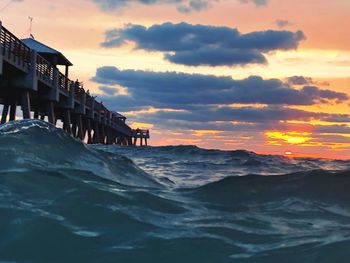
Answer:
77;115;84;140
87;119;92;144
34;109;39;119
47;102;55;124
64;109;72;135
106;128;114;145
93;122;100;144
21;92;31;119
72;120;77;138
101;125;106;144
106;128;110;144
1;104;9;124
9;101;17;121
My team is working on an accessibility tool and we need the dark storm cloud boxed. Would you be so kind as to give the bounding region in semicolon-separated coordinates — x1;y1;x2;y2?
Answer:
93;67;348;111
91;0;211;13
101;22;305;66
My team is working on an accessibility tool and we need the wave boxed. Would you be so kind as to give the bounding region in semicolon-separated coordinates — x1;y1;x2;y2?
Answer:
192;169;350;205
0;120;160;188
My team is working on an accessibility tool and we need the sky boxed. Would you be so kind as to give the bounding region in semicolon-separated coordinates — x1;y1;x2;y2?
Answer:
1;0;350;158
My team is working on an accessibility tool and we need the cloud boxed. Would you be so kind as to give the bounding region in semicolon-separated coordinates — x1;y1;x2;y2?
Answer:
313;124;350;134
286;76;330;87
177;0;210;13
121;106;350;142
99;86;118;95
131;106;350;124
286;76;314;85
322;114;350;123
135;107;316;123
275;19;292;28
91;0;268;13
92;67;349;144
92;0;269;13
164;48;267;66
92;67;348;111
101;22;306;67
240;0;268;6
92;66;350;151
92;0;213;13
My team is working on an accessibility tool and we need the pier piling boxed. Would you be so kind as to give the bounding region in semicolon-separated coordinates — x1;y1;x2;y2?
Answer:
1;104;9;124
9;102;17;121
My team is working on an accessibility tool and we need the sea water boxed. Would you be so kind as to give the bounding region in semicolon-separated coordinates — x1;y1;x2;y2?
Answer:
0;120;350;262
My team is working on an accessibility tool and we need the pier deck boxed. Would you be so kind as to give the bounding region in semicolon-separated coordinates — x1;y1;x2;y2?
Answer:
0;22;149;146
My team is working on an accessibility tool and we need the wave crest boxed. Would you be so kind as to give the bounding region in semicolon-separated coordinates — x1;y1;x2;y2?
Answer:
0;120;160;188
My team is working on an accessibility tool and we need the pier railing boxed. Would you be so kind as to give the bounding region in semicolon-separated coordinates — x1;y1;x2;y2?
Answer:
58;72;70;93
0;24;30;72
74;83;85;102
36;54;54;86
86;94;94;108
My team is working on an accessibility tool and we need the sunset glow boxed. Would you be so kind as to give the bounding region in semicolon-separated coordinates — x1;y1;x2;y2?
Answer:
130;122;154;130
193;130;223;137
265;131;313;145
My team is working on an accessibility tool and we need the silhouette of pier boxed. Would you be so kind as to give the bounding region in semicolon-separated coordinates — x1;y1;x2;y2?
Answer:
0;22;149;146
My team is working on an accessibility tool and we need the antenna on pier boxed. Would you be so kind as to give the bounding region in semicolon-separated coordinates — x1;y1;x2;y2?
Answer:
28;16;35;39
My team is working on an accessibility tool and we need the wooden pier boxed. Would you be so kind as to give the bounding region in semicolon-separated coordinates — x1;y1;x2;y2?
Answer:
0;22;150;146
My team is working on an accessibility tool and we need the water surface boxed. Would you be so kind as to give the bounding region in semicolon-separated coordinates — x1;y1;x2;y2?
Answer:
1;120;349;262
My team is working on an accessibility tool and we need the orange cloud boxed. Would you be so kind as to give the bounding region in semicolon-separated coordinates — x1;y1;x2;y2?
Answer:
130;122;154;130
192;130;223;137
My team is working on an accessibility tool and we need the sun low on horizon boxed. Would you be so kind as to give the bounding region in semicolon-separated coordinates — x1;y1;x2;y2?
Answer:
1;0;349;159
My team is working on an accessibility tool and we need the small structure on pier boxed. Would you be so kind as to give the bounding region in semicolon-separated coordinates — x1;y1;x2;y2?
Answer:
132;129;150;146
0;22;149;146
22;38;72;66
22;37;72;82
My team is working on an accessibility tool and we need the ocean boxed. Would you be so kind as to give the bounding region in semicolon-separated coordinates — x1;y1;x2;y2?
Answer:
1;120;350;262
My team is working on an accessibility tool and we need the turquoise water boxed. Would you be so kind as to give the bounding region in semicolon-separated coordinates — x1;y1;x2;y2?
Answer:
1;120;350;262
